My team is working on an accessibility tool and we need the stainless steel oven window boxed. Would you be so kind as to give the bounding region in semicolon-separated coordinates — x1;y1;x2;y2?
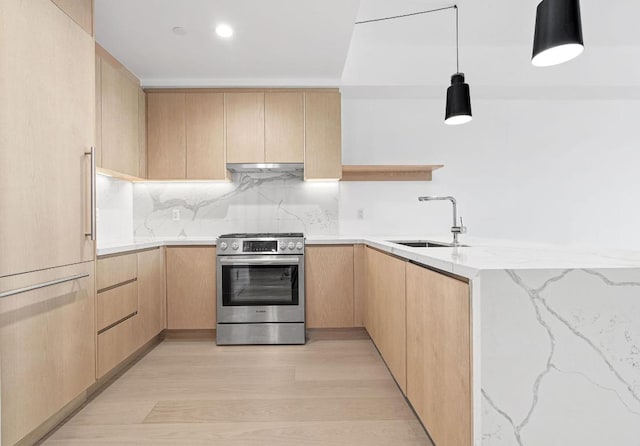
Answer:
218;256;301;307
222;264;298;306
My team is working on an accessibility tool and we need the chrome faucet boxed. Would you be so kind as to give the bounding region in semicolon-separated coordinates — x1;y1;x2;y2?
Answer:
418;196;467;246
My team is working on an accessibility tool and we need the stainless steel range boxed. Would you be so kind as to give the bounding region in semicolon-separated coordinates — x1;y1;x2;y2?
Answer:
216;233;305;345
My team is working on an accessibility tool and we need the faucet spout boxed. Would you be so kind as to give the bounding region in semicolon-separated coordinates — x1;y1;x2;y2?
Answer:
417;196;466;245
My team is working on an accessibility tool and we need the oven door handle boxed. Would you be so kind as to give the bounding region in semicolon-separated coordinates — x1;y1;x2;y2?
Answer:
219;256;301;266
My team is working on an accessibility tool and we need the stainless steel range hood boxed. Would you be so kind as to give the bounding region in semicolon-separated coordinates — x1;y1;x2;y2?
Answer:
226;163;304;173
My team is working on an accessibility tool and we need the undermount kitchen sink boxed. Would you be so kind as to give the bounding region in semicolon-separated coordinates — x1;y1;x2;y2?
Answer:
387;240;469;248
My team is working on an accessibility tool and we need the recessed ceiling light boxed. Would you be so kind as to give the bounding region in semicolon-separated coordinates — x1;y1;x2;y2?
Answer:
172;26;186;36
215;24;234;38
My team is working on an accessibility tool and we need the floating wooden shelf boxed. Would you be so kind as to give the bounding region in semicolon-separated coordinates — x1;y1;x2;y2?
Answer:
341;165;444;182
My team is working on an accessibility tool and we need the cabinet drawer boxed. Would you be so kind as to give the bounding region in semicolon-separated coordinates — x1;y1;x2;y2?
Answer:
97;253;137;291
97;314;138;378
97;280;138;331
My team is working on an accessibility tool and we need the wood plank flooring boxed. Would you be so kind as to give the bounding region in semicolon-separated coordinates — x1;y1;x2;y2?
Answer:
40;330;433;445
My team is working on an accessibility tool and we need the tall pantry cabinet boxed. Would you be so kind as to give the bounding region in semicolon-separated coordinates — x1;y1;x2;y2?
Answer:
0;0;97;444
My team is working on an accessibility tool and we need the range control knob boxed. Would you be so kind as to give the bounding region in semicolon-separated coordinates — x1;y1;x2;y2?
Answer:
295;242;303;250
287;242;295;250
279;242;287;251
219;242;228;250
231;242;239;250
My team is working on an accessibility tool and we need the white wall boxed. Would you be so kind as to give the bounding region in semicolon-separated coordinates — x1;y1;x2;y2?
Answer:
340;96;640;249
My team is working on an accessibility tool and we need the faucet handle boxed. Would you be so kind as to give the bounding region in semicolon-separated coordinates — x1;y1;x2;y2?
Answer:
452;217;467;234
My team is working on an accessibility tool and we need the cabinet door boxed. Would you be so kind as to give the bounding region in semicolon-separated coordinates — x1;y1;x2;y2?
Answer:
147;93;186;179
50;0;93;35
166;247;216;329
138;88;147;178
225;92;265;163
0;262;95;445
265;92;304;163
353;244;367;327
406;263;471;446
305;245;354;328
304;92;342;180
0;0;95;277
95;55;103;167
136;247;166;346
101;58;140;177
186;93;227;180
365;247;406;392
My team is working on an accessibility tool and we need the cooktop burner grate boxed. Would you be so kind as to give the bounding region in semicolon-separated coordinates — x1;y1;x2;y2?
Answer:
219;233;304;238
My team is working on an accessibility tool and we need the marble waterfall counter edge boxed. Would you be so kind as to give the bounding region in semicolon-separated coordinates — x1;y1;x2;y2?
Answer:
480;268;640;446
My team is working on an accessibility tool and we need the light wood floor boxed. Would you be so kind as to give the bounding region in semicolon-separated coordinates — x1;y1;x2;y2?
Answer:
41;330;433;445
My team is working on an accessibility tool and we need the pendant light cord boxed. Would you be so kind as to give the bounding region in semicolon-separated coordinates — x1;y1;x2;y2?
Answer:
355;4;460;74
355;5;456;25
455;5;459;73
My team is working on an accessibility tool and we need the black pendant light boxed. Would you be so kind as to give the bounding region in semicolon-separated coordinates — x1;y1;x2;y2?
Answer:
532;0;584;67
445;6;472;125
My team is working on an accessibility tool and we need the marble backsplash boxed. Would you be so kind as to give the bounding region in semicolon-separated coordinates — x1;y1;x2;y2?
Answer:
96;175;133;246
132;172;339;239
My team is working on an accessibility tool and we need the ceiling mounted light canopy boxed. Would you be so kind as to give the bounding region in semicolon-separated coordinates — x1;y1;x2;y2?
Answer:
532;0;584;67
355;4;472;126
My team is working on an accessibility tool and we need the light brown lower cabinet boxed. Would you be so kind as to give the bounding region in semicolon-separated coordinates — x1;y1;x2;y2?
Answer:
305;245;354;328
365;247;407;393
96;248;166;379
166;246;217;329
0;262;96;446
406;263;472;446
96;252;137;291
136;247;166;346
96;280;138;332
97;315;139;378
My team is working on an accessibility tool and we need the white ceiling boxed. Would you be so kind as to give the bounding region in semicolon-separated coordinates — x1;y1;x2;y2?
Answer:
95;0;361;87
96;0;640;96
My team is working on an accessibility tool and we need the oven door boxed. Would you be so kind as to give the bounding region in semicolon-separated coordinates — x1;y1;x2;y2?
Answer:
217;255;305;323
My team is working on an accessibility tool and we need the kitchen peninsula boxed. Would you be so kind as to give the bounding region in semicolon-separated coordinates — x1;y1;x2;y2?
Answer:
96;235;640;446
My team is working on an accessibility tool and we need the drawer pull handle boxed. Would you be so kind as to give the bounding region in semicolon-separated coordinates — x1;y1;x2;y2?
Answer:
0;273;90;299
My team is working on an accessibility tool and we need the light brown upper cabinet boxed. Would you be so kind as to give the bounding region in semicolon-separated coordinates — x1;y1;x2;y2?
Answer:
304;91;342;180
147;92;227;180
265;92;304;163
225;92;265;163
138;88;147;178
186;93;226;179
147;93;186;179
51;0;93;36
1;0;95;277
97;45;142;178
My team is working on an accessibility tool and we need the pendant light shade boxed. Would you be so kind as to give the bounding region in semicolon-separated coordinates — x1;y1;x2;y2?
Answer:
445;73;472;125
532;0;583;67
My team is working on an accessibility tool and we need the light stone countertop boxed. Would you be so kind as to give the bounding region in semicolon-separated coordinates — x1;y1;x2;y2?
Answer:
97;235;640;279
